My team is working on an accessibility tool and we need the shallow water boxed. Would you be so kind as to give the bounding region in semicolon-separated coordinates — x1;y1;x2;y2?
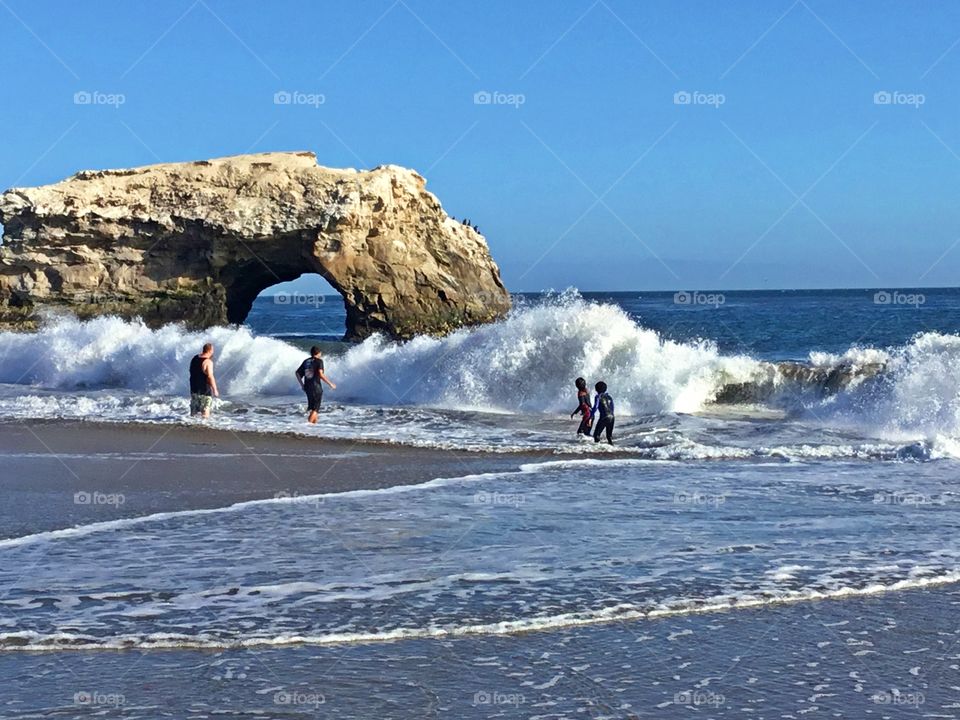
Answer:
2;289;960;716
3;456;960;653
3;584;954;718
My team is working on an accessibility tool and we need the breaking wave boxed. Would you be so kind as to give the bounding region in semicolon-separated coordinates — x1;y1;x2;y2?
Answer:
1;294;960;447
0;295;761;414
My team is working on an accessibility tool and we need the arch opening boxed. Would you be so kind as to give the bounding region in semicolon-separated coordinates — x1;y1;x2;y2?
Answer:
244;272;349;342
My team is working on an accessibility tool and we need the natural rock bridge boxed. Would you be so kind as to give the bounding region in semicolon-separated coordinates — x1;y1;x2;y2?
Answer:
0;152;510;340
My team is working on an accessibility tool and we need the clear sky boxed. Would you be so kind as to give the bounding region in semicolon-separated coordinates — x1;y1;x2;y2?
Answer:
2;0;960;293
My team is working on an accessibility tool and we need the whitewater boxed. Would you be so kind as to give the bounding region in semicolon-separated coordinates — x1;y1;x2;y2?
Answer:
1;293;959;458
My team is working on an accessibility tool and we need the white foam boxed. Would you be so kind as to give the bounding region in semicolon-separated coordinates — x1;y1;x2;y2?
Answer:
333;292;762;414
0;315;304;396
813;332;960;443
0;293;764;415
809;346;891;368
5;300;960;454
4;569;959;651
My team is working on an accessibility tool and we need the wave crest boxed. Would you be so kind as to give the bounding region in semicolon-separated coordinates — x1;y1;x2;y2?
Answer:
0;294;763;415
3;298;960;447
335;293;761;413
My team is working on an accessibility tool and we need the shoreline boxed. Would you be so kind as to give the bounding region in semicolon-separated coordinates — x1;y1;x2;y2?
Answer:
0;408;616;456
5;421;958;638
0;416;560;456
5;570;960;653
4;418;960;715
0;419;557;540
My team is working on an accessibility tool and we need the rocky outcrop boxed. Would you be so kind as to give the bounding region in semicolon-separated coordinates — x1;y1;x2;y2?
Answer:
0;152;510;340
714;360;886;404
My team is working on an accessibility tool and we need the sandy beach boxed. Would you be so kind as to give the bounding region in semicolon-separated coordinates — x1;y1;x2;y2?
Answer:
0;420;546;540
3;415;959;717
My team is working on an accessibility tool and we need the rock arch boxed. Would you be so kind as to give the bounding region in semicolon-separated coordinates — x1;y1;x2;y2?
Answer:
0;152;511;340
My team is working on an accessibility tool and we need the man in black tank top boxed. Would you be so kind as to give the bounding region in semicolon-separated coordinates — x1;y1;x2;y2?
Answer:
189;343;219;418
295;346;337;424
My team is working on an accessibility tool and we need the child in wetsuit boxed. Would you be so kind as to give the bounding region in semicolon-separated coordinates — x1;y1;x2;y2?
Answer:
570;377;593;436
591;381;615;444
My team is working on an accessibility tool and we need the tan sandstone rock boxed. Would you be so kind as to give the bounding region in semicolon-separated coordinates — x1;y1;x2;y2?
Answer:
0;151;511;340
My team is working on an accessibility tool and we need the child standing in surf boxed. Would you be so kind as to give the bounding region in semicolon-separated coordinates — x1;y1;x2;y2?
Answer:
592;381;615;445
570;377;593;437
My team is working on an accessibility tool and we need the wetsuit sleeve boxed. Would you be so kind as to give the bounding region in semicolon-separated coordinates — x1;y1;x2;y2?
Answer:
592;394;600;415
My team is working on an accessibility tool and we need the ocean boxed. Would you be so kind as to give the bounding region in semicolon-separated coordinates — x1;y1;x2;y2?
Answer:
3;288;960;455
1;288;959;717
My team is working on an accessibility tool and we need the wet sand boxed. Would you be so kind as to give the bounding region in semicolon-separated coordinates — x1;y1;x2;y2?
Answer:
0;420;549;540
2;580;956;718
3;419;959;718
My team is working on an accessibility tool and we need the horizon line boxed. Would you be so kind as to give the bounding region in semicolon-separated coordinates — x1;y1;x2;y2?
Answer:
262;284;960;296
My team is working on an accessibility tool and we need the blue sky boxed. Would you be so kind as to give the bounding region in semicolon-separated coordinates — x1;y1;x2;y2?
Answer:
3;0;960;293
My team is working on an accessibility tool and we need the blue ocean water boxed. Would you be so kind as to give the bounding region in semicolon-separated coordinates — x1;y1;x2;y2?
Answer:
1;288;959;452
2;288;960;716
248;287;960;360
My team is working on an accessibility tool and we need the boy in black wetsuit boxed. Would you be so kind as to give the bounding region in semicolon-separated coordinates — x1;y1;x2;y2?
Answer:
570;377;593;436
295;346;337;424
591;381;615;444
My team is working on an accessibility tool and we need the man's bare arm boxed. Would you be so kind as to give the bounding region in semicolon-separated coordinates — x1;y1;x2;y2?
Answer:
318;371;336;390
203;359;219;397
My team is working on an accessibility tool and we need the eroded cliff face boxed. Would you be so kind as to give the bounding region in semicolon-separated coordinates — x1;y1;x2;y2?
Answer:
0;152;510;340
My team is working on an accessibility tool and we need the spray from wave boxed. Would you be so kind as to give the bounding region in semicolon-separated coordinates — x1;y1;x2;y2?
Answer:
810;332;960;448
0;294;762;414
2;295;960;448
0;314;303;395
335;293;761;413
